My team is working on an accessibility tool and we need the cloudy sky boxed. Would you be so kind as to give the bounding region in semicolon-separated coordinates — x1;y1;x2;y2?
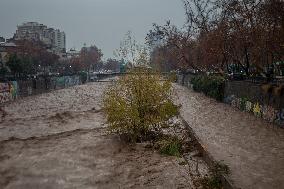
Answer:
0;0;185;59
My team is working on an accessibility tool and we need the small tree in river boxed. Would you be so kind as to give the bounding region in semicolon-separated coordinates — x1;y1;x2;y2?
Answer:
103;68;179;143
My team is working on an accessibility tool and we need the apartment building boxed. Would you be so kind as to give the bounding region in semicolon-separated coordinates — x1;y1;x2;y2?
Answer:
14;22;66;53
53;29;66;53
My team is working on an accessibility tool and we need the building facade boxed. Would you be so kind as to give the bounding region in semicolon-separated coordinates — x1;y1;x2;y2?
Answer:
14;22;66;53
0;37;5;43
0;42;17;67
53;29;66;53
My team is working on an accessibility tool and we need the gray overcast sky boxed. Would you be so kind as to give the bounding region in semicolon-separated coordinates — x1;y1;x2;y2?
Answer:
0;0;185;59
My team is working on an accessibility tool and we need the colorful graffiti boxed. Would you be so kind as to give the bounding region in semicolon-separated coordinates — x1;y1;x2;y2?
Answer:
0;83;9;93
55;76;81;89
245;101;253;112
0;81;18;103
253;103;262;117
10;81;18;99
0;76;82;104
224;95;283;126
276;109;284;127
56;77;66;89
64;76;81;87
0;83;11;103
0;92;11;103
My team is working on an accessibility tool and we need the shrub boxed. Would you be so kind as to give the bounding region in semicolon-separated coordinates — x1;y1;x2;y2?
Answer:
199;161;230;189
79;71;88;84
191;75;203;92
191;75;225;101
103;68;179;143
156;136;182;157
168;72;178;82
240;97;248;111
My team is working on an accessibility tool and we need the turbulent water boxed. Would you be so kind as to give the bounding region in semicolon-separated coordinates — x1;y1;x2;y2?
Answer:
0;82;192;189
1;81;283;189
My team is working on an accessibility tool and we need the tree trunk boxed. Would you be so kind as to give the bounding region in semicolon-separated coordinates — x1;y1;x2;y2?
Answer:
244;47;250;76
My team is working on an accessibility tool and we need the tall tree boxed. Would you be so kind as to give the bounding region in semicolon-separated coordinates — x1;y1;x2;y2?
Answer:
147;0;284;76
115;31;150;67
80;45;103;74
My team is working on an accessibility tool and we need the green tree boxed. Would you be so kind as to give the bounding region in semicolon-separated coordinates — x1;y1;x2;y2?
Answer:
7;54;22;77
0;66;9;77
22;56;35;75
103;68;179;142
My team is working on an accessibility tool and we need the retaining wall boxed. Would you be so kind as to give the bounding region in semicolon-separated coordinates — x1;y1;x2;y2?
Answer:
178;74;284;126
0;75;82;104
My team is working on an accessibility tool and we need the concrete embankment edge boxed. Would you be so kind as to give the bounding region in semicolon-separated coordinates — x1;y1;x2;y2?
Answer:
180;116;240;189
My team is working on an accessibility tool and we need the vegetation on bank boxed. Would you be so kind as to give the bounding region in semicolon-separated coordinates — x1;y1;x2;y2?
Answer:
191;75;226;101
199;161;230;189
1;39;125;80
147;0;284;79
103;68;230;189
156;135;182;157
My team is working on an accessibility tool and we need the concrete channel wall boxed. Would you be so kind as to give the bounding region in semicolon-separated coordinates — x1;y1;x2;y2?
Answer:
177;74;284;126
0;75;81;104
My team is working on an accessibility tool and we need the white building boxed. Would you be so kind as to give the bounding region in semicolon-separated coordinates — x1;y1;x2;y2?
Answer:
53;29;66;53
67;48;80;59
14;22;66;53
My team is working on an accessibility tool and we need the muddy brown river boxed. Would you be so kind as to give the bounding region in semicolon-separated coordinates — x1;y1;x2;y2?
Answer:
1;81;283;189
0;82;192;189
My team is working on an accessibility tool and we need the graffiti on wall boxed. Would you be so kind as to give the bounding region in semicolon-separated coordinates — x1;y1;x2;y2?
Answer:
276;109;284;127
55;76;81;89
56;77;66;89
10;81;18;99
253;103;262;117
224;95;283;127
0;83;9;93
0;83;11;103
0;76;82;104
0;81;18;103
262;105;276;123
0;91;11;103
65;76;81;87
245;101;253;112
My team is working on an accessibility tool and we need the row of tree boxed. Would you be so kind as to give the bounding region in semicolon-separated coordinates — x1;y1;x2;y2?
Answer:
64;48;122;75
2;40;123;79
62;45;103;75
147;0;284;77
2;40;59;78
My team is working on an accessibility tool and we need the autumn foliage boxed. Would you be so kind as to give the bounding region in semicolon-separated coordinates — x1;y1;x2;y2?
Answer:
147;0;284;76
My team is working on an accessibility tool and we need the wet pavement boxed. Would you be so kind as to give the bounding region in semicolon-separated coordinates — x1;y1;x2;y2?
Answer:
174;84;284;189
